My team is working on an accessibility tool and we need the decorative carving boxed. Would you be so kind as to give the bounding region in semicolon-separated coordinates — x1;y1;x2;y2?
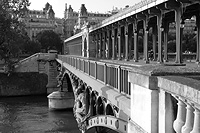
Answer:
102;97;107;103
72;79;91;132
113;105;119;113
56;71;65;91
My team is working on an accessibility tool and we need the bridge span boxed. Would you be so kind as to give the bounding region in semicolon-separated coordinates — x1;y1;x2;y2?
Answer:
62;0;200;132
12;0;200;133
13;50;200;133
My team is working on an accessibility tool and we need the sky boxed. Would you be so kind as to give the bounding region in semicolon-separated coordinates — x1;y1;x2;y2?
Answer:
29;0;141;18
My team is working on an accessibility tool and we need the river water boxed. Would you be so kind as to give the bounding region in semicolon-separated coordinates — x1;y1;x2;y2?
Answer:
0;95;80;133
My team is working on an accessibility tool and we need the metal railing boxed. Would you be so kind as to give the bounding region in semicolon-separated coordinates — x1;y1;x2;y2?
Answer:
58;55;131;96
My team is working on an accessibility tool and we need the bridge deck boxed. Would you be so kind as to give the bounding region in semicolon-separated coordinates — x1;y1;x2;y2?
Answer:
57;58;131;120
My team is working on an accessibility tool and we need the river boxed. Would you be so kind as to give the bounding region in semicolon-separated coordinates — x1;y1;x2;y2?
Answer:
0;95;81;133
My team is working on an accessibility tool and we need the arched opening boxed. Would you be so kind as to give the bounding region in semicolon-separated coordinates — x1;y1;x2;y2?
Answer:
84;37;87;57
63;73;73;92
90;91;97;116
96;97;105;115
105;104;115;116
87;126;118;133
85;87;91;115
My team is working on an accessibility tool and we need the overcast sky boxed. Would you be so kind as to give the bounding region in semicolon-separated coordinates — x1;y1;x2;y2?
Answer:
29;0;141;18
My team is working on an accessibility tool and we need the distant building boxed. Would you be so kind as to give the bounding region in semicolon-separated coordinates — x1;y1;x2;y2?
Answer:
169;18;196;34
20;2;64;40
63;4;113;39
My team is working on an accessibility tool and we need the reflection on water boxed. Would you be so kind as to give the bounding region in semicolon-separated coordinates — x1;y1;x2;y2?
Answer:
0;95;80;133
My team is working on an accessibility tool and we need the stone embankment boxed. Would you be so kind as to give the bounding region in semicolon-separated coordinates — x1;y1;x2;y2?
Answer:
0;72;47;96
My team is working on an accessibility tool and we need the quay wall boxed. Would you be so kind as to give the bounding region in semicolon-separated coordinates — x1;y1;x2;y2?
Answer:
0;72;48;96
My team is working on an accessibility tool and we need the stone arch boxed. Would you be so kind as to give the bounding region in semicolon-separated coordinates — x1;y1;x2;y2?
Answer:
90;91;97;116
63;73;73;92
85;86;91;115
105;104;115;116
96;96;105;115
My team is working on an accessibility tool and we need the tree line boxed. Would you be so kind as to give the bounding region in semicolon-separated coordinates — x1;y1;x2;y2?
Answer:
0;0;63;65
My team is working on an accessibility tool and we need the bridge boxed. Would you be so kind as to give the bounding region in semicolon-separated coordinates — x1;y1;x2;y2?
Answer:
13;0;200;133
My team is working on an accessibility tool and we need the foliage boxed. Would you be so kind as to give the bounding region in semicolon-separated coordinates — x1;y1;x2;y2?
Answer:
36;30;63;53
0;0;30;64
182;33;196;53
23;40;41;54
167;32;196;53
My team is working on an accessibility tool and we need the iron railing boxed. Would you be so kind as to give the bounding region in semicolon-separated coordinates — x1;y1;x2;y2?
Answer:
58;55;131;96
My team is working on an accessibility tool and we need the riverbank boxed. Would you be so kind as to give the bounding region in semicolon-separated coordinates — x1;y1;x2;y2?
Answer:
0;72;48;96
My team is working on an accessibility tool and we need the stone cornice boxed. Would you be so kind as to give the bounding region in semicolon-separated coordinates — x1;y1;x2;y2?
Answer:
158;76;200;107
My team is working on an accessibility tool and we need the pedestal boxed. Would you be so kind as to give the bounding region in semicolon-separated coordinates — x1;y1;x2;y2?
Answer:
47;91;74;110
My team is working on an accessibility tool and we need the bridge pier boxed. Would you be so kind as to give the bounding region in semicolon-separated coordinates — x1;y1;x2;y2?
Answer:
158;90;174;133
128;72;158;133
47;91;74;110
47;63;74;110
46;50;59;94
61;0;200;133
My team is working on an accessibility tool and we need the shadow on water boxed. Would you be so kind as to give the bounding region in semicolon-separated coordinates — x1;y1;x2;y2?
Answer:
0;95;81;133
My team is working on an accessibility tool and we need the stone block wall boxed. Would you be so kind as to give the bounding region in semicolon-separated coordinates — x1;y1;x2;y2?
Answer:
0;72;48;96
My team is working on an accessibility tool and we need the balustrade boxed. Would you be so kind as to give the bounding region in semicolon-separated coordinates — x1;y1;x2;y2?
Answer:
190;107;200;133
182;102;194;133
158;76;200;133
173;96;186;133
171;95;200;133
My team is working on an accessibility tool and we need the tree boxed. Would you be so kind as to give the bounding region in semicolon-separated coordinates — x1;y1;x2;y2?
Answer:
167;31;197;53
23;40;41;54
36;30;63;53
182;33;196;53
0;0;30;63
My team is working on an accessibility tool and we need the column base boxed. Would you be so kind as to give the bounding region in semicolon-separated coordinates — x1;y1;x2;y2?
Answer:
164;59;169;63
125;58;129;61
157;60;164;64
144;60;149;64
157;61;164;64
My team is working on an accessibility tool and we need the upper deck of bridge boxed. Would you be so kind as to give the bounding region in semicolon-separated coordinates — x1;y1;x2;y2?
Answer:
89;0;168;32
